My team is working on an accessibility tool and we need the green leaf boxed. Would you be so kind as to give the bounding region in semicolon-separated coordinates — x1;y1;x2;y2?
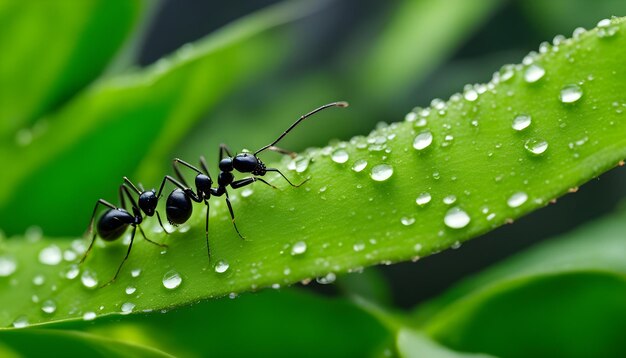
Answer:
62;289;388;357
0;0;142;138
1;17;625;328
411;209;626;358
0;329;173;357
396;329;496;358
0;0;318;236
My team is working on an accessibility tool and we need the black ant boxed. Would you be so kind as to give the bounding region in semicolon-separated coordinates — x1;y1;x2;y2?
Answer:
80;177;168;287
160;101;349;259
158;102;348;259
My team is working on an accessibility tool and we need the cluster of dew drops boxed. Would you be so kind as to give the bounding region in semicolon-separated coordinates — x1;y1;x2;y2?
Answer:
285;19;621;238
3;18;623;329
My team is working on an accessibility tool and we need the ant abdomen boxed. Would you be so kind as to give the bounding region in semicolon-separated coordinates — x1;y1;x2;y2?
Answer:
166;188;193;225
97;209;133;241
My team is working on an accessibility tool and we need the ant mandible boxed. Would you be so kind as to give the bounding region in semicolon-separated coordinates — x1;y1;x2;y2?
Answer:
161;101;349;259
80;177;168;287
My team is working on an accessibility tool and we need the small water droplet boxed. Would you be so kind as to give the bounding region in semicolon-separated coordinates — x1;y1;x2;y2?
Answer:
291;241;307;255
162;270;182;290
0;256;17;277
32;274;45;286
559;84;583;103
401;217;416;226
415;192;432;206
241;188;253;198
405;112;417;122
524;64;545;83
83;311;96;321
41;300;56;314
64;264;80;280
121;302;135;314
444;207;471;229
351;159;367;172
451;241;462;249
507;192;528;208
80;270;98;289
38;245;62;265
131;268;142;278
12;316;29;328
63;250;77;262
413;131;433;151
463;88;478;102
512;114;532;131
331;149;349;164
295;157;310;173
25;226;43;242
215;260;230;273
125;286;136;295
524;138;549;155
353;242;365;252
443;195;457;205
413;243;423;252
316;272;336;285
370;164;393;182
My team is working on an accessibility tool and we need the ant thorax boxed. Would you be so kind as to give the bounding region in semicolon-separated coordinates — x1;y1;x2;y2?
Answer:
251;159;266;176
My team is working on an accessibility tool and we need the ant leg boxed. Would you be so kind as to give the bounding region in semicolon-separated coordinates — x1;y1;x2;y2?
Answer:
224;190;245;240
173;158;203;175
122;177;142;195
138;225;167;248
100;226;136;288
199;156;213;179
219;143;234;160
157;175;201;202
204;200;211;260
231;177;277;190
80;232;98;265
156;211;170;234
266;168;309;187
80;199;117;264
266;146;297;158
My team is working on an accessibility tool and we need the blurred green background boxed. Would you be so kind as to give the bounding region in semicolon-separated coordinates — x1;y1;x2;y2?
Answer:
1;1;625;349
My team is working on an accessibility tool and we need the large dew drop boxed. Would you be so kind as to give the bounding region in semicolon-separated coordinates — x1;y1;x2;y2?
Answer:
12;316;29;328
214;260;230;274
331;149;349;164
0;256;17;277
524;64;545;83
370;164;393;182
512;114;532;131
80;270;98;289
83;312;96;321
38;245;62;266
41;300;57;314
524;138;549;155
444;207;471;229
162;270;182;290
351;159;367;173
291;241;307;256
121;302;135;314
559;84;583;103
415;192;432;206
507;192;528;208
413;131;433;151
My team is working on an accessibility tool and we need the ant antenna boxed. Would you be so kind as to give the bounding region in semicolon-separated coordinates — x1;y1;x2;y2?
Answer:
254;101;349;155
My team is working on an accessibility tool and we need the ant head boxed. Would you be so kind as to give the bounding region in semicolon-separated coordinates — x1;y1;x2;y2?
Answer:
138;190;158;216
233;153;259;173
195;173;212;195
219;158;233;172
